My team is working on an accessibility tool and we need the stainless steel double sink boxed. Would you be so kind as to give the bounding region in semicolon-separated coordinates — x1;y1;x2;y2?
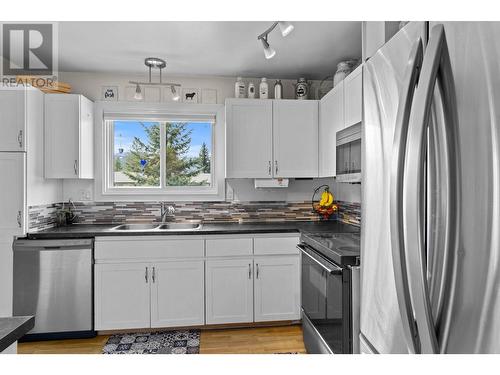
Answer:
111;222;202;231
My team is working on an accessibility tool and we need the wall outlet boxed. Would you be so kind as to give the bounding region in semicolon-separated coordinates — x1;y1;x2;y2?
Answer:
78;189;92;201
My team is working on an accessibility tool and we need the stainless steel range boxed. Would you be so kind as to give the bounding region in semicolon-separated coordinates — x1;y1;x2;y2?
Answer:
298;232;360;354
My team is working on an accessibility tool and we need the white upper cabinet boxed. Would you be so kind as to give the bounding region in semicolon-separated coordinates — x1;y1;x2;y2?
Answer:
319;81;344;177
273;100;319;178
254;255;301;322
226;99;273;178
343;65;363;128
150;260;205;328
226;98;319;179
0;87;42;152
45;94;94;179
0;153;26;237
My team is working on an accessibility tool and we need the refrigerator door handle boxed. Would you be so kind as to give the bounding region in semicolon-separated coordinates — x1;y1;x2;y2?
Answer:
404;24;461;354
389;37;424;354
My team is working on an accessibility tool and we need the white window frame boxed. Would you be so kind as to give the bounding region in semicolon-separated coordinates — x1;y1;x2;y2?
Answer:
94;101;225;201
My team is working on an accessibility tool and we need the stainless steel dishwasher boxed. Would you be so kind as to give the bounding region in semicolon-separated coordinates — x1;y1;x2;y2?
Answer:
13;238;95;340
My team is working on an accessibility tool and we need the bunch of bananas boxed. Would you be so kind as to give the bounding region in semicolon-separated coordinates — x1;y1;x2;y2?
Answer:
313;187;338;220
319;189;334;208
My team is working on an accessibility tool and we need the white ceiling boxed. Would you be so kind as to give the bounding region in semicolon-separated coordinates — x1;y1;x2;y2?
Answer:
58;21;361;79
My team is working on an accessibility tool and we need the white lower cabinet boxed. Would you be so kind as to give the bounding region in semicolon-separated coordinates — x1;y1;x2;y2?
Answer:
150;260;205;328
95;262;151;330
94;235;301;331
205;258;254;324
254;256;301;322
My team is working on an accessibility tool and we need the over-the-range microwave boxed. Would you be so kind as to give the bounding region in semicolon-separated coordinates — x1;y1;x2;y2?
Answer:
336;123;361;183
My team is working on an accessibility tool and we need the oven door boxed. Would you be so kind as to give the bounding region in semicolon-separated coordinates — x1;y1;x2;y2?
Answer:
299;244;351;353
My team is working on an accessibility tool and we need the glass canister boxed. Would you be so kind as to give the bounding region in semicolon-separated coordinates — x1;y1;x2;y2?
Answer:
333;62;351;87
295;78;309;100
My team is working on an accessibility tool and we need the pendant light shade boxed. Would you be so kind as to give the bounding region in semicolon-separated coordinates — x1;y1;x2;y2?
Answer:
171;85;180;101
260;38;276;59
278;21;294;37
134;84;143;100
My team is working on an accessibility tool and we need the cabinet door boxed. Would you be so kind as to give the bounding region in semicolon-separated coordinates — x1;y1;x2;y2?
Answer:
226;99;273;178
319;82;344;177
95;262;151;330
0;89;26;151
78;96;94;178
44;94;80;178
151;260;205;328
273;100;319;177
205;258;253;324
254;256;300;322
344;65;363;127
0;153;25;236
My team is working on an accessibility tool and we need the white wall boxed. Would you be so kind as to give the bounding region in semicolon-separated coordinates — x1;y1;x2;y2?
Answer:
59;71;360;204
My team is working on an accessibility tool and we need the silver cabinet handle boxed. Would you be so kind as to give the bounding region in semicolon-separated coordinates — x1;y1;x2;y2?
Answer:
18;130;23;148
256;263;259;279
145;267;149;283
404;24;461;354
275;160;279;175
268;161;272;175
389;37;423;355
17;210;22;228
152;266;156;283
73;160;78;175
248;263;252;279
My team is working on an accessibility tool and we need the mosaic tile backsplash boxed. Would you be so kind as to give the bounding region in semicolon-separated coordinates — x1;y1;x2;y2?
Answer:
28;200;361;231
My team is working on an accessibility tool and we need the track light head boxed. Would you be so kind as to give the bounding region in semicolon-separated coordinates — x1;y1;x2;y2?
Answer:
134;84;143;100
278;21;294;37
171;85;180;101
260;37;276;59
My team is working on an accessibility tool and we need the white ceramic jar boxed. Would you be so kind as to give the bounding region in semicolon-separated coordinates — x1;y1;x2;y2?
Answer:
248;82;256;98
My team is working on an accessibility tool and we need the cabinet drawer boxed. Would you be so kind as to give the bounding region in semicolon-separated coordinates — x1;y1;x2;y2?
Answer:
206;238;253;257
254;237;300;255
95;237;204;260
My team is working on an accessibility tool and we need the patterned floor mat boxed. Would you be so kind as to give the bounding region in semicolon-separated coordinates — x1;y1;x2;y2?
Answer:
102;329;200;354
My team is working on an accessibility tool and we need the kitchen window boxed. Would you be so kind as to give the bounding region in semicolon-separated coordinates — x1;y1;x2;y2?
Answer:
95;102;225;201
110;120;214;188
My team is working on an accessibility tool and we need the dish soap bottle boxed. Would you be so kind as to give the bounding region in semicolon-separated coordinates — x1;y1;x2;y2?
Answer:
259;78;269;99
235;77;246;98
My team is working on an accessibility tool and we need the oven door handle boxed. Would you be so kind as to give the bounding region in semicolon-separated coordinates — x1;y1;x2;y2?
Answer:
297;244;343;275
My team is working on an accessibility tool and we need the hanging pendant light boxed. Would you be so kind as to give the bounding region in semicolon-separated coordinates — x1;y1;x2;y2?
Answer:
129;57;181;101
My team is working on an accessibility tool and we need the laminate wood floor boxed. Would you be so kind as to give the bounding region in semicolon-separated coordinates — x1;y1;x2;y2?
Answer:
17;325;306;354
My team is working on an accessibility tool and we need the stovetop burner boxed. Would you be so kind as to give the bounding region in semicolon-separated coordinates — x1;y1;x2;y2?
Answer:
300;231;360;266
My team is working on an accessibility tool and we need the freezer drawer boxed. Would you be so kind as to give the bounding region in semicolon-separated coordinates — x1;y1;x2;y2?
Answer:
13;239;93;337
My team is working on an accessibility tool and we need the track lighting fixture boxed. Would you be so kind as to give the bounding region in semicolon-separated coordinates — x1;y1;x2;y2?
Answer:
257;21;294;59
129;57;181;101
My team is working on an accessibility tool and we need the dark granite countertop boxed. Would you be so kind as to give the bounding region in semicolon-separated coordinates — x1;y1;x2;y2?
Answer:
0;316;34;352
27;220;359;239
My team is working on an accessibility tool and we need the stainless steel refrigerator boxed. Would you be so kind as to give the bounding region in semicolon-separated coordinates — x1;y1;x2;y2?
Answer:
361;21;500;354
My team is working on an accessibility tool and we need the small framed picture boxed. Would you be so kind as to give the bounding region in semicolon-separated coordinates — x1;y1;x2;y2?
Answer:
182;88;200;103
201;89;217;104
101;86;118;101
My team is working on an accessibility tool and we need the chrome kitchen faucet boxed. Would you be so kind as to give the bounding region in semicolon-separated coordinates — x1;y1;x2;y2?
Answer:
160;202;176;223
